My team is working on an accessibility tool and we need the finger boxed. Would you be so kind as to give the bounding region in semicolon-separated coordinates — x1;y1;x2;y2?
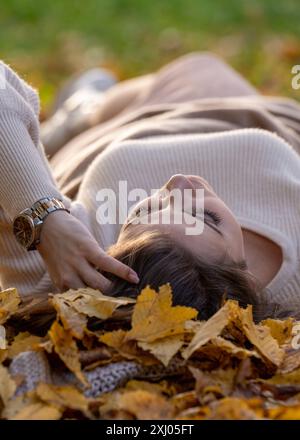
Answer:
88;248;139;284
56;272;86;292
78;260;112;293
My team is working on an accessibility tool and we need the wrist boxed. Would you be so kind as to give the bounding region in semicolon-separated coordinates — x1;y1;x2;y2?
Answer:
13;197;70;251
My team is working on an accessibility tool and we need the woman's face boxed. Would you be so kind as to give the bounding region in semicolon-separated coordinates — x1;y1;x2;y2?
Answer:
118;174;246;265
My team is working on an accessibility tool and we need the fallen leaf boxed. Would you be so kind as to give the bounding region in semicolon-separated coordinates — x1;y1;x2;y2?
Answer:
48;320;88;387
56;288;135;320
241;308;284;367
138;334;184;366
262;318;294;346
7;332;42;359
50;296;87;339
36;383;89;412
126;285;197;343
182;300;235;359
0;288;21;324
0;364;16;406
11;402;62;420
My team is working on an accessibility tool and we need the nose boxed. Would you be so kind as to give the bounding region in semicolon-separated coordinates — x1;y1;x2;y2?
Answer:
166;174;195;192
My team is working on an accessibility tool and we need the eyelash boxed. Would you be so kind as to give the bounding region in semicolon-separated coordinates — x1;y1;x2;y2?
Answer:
203;209;222;226
135;206;222;226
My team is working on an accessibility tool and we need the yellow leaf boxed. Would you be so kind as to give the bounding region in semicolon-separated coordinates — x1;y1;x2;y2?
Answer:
0;364;16;406
2;394;37;419
262;318;294;346
183;300;284;367
126;285;197;343
119;390;174;419
138;334;184;367
100;390;174;420
241;308;284;367
50;296;87;339
210;336;260;359
36;383;89;412
8;332;42;359
100;329;156;363
0;288;21;324
11;402;62;420
48;320;88;387
56;288;135;320
267;404;300;420
182;300;235;359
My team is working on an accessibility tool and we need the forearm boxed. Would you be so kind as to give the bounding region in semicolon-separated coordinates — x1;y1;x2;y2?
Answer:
0;207;56;297
0;110;69;221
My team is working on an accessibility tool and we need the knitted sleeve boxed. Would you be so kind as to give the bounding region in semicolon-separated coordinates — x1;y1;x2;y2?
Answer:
0;61;68;220
0;61;74;297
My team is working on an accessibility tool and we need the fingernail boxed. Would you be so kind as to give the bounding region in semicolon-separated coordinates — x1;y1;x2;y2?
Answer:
129;271;140;283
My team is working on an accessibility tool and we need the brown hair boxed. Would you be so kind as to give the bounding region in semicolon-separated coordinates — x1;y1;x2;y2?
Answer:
104;229;265;321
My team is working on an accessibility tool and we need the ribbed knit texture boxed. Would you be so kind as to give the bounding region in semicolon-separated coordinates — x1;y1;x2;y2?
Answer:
0;61;300;308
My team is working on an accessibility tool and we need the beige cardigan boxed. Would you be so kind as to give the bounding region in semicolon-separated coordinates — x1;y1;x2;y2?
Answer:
1;61;300;311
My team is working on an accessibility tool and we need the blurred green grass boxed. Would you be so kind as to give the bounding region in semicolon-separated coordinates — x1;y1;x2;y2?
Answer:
1;0;300;114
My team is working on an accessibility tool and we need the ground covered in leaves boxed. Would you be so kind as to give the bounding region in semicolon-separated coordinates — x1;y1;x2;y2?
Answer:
1;284;300;420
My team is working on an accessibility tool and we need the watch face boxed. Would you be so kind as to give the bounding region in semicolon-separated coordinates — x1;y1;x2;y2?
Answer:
13;215;35;249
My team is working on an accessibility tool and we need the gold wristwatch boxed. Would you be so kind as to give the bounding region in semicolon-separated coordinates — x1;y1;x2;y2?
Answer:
13;197;70;251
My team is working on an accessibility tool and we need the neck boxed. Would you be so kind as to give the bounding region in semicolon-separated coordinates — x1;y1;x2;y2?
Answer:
242;228;283;288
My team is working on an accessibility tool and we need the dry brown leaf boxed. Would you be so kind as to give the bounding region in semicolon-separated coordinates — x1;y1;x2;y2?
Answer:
11;402;62;420
241;308;284;367
125;379;174;396
100;329;156;364
280;347;300;374
210;336;260;360
0;288;21;324
138;334;184;367
126;284;197;343
50;296;87;339
267;404;300;420
0;364;16;406
190;366;237;402
182;300;235;359
0;365;16;409
48;320;89;387
7;332;42;359
36;383;89;412
56;288;135;320
100;390;174;420
204;397;264;420
1;394;37;419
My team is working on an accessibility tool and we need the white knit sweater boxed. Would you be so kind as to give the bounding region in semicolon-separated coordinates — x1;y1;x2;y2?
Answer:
1;61;300;308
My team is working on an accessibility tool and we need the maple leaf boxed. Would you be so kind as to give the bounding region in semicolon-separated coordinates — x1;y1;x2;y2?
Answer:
0;288;21;324
138;334;184;367
126;284;198;343
48;320;89;387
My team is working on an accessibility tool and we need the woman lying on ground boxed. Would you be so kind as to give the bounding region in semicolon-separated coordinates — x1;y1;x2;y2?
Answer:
1;52;300;321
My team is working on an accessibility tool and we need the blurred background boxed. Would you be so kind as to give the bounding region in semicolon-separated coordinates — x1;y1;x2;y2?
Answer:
1;0;299;117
